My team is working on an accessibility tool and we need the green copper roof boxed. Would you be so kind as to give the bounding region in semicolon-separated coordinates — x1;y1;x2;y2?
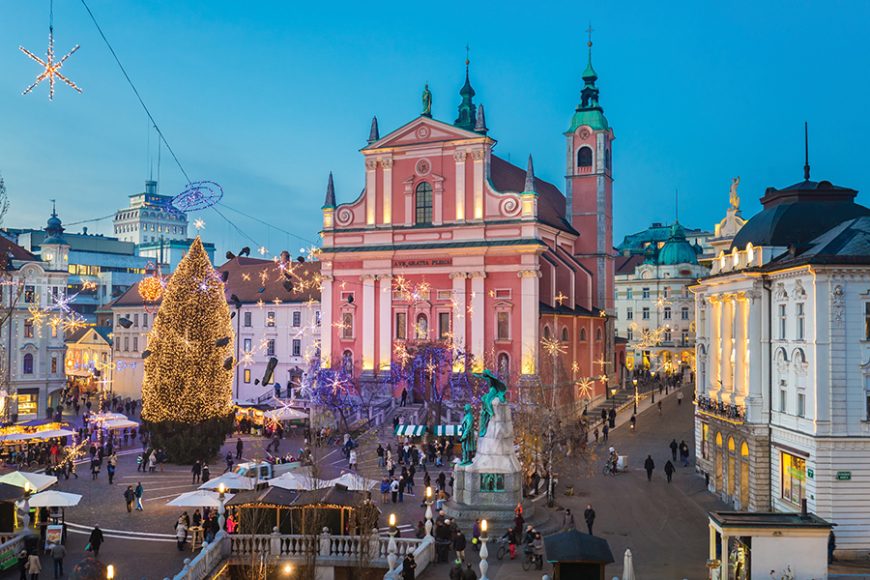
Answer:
658;223;699;266
568;109;609;132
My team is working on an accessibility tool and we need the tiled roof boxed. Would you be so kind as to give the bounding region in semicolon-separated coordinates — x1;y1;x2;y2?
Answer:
615;254;644;276
112;258;322;307
490;155;578;235
0;236;37;265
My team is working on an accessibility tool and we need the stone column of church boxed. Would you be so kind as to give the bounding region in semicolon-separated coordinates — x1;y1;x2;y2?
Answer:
378;275;392;372
733;294;748;404
450;272;467;364
361;275;375;372
472;150;485;220
365;158;377;226
519;269;540;376
470;272;486;370
710;296;721;397
381;158;393;224
721;296;734;394
454;151;467;222
320;275;333;368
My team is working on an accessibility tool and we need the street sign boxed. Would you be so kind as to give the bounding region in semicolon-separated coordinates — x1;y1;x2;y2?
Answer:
836;471;851;481
807;468;814;479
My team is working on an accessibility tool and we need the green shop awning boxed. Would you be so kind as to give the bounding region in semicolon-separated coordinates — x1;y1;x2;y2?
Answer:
433;425;462;437
394;425;426;437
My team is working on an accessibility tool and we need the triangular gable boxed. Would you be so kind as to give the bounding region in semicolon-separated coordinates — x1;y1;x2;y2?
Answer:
366;116;489;150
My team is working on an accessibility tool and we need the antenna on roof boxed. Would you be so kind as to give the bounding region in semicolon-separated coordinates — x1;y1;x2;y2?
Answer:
675;188;679;223
803;121;811;181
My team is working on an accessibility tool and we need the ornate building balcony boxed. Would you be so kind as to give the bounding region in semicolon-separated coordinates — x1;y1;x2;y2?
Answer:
696;394;745;423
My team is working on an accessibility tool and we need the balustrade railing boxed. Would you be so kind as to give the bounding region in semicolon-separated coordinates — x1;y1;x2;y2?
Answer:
697;395;745;421
168;531;229;580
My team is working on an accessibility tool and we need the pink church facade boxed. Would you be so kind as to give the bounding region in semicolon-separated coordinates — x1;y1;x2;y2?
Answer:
319;52;616;408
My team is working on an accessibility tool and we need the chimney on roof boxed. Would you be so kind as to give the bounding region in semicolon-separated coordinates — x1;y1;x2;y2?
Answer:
145;180;157;195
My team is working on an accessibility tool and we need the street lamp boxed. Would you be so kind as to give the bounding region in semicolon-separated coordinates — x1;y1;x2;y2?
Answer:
424;486;433;538
106;564;115;579
632;378;639;415
217;483;227;530
479;519;490;580
282;562;294;576
387;513;398;572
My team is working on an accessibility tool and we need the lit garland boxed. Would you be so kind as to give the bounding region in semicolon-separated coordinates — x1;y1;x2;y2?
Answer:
141;237;234;423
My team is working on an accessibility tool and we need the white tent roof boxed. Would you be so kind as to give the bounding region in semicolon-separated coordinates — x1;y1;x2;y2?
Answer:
27;490;81;508
0;471;57;492
199;472;256;491
103;419;138;430
269;469;327;491
263;407;308;421
167;490;234;508
0;429;76;443
325;472;380;491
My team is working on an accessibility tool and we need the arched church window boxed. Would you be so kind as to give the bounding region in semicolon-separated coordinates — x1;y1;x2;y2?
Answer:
543;326;551;340
577;147;593;168
561;327;569;342
605;149;611;171
579;328;587;342
415;182;433;225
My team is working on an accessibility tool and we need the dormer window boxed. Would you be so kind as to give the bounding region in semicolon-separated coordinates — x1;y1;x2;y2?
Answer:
577;147;593;168
415;182;433;225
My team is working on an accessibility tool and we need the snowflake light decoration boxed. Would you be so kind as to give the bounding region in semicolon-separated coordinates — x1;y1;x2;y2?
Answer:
20;26;82;100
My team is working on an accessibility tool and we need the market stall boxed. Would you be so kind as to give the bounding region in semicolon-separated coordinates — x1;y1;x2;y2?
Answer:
394;424;426;438
432;425;463;437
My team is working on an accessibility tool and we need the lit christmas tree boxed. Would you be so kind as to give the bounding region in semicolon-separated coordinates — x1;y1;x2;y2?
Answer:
141;237;234;462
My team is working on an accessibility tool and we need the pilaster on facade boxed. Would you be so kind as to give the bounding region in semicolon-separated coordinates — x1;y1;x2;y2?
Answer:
450;272;468;357
380;158;393;225
361;274;376;371
518;269;541;376
453;151;467;222
320;275;334;368
365;159;378;226
470;271;486;370
471;150;485;221
377;274;392;371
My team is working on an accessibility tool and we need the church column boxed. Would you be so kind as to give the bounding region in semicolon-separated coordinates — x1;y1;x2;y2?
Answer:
450;273;467;362
472;150;485;220
381;158;393;224
721;296;734;394
733;293;748;403
361;275;375;372
378;275;392;372
709;296;721;396
454;151;467;222
320;276;333;368
365;159;377;226
470;272;486;370
519;269;540;376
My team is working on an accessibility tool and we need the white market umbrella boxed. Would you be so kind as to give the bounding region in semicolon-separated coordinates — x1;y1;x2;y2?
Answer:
269;470;326;491
263;407;308;421
0;471;57;492
27;490;81;508
623;548;636;580
167;490;234;509
102;419;138;430
326;472;379;491
199;473;256;491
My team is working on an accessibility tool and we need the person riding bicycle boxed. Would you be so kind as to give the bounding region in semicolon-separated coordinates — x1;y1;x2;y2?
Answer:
531;532;544;569
502;527;518;559
607;447;619;474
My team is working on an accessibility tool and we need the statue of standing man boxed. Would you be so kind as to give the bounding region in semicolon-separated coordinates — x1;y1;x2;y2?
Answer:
474;369;508;438
459;404;475;465
729;176;741;210
421;83;432;118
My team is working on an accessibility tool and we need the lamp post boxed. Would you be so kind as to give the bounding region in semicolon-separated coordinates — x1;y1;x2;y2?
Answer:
106;564;115;579
650;369;656;404
424;486;433;538
217;483;227;530
632;379;639;415
387;513;398;572
282;562;294;576
479;519;490;580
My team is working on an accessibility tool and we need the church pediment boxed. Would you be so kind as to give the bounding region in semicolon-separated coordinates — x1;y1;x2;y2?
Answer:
366;116;487;150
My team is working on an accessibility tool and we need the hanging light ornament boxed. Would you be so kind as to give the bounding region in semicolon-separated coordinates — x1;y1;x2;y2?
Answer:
20;0;82;100
139;274;164;303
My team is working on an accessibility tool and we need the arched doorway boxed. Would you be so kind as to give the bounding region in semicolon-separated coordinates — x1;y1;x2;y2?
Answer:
714;432;723;491
740;441;750;509
727;436;736;501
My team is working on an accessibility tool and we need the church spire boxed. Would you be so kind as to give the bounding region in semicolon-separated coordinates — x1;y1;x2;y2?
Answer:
454;46;477;131
322;172;336;209
523;155;536;194
579;25;601;112
368;116;380;144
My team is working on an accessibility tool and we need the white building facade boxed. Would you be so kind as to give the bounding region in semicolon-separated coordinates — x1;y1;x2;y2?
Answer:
693;173;870;557
113;180;188;245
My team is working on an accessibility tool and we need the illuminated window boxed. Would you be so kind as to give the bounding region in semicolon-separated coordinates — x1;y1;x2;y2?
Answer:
244;369;251;383
266;312;276;328
415;182;433;225
22;353;33;375
23;320;33;339
781;452;806;505
496;312;510;341
438;312;451;340
395;312;407;340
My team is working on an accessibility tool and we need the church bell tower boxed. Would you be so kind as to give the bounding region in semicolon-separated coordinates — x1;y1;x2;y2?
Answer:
566;31;615;313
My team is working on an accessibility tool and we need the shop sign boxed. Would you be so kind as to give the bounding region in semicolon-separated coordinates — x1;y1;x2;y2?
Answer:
836;471;852;481
807;468;814;479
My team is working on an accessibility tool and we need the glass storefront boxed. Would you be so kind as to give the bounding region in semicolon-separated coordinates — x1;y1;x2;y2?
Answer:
17;389;39;419
781;451;806;505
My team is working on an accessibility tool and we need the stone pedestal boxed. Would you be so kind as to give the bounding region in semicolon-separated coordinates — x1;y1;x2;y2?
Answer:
445;398;531;528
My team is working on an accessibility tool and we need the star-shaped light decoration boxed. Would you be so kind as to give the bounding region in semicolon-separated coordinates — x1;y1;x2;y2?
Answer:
258;246;268;256
20;27;82;100
193;218;205;231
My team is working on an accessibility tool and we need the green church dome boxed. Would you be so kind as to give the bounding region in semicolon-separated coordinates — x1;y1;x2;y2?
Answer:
658;223;698;266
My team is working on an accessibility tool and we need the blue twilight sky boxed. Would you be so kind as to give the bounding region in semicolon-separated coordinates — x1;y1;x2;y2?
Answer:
1;1;869;256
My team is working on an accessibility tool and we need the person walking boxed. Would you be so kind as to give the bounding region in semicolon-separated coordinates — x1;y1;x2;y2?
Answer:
107;453;117;485
201;463;210;484
677;389;684;405
401;552;416;580
349;449;358;471
679;440;690;467
584;504;596;535
664;460;676;483
123;485;135;512
669;439;678;462
461;562;477;580
644;455;655;482
390;477;399;503
50;542;65;579
134;482;144;511
561;508;576;531
175;517;188;551
191;460;202;484
236;437;244;460
25;552;40;580
88;525;104;557
224;452;234;473
400;387;408;407
602;423;609;442
453;529;467;561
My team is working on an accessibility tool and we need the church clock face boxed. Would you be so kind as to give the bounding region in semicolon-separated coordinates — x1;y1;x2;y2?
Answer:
415;159;431;176
580;129;591;140
415;126;431;139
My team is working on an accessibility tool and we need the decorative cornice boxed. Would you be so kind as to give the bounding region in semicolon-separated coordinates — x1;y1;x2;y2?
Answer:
449;272;469;280
454;150;468;162
365;159;378;170
517;270;541;279
380;158;394;169
471;150;485;161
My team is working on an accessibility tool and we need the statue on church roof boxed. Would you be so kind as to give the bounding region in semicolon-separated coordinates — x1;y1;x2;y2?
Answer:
421;83;432;118
729;176;741;211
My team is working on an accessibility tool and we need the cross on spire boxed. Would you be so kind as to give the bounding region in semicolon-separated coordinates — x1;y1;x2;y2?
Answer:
586;23;594;47
465;43;470;67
